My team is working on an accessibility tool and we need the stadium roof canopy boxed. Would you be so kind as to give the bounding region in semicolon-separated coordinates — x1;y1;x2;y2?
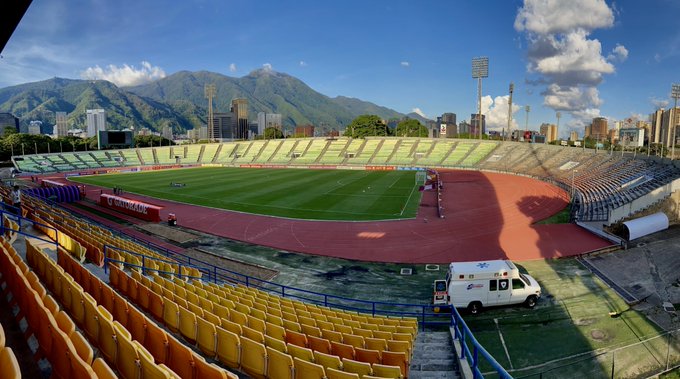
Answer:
622;212;669;241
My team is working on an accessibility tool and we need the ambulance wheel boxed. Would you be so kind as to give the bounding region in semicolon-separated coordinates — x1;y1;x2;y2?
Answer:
525;296;538;309
467;302;482;315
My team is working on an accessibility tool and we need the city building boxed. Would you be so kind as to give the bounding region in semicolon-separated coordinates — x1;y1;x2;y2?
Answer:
569;131;579;141
661;107;680;147
470;114;486;136
257;112;282;135
231;99;248;139
590;117;608;140
458;121;471;136
28;121;42;135
650;109;664;144
539;123;558;142
213;112;235;140
437;113;458;137
54;111;68;137
295;124;315;137
86;109;106;138
584;124;592;138
0;113;19;133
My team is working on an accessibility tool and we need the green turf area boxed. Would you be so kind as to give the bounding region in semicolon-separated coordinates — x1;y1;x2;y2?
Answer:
535;205;571;224
70;167;423;221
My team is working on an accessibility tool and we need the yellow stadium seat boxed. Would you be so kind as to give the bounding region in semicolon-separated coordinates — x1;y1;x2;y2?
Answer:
178;306;198;343
322;329;344;343
42;293;59;315
344;320;361;329
314;350;343;371
286;343;314;363
283;319;302;333
216;326;241;369
365;337;388;353
194;317;216;357
212;303;230;320
353;328;374;338
378;325;397;334
317;320;335;332
264;335;287;353
82;292;100;342
242;325;265;344
267;314;284;327
55;310;76;337
221;318;243;336
395;326;416;338
92;357;118;379
342;358;373;377
343;333;365;349
335;324;354;335
326;367;360;379
0;347;20;379
387;340;410;356
116;333;141;379
70;330;94;365
240;337;267;379
0;324;4;348
266;346;294;379
203;310;221;326
230;309;248;326
247;315;266;334
187;301;205;318
293;356;326;379
97;308;118;363
302;324;322;338
373;331;393;340
372;363;403;379
264;322;285;341
163;298;180;333
134;340;171;379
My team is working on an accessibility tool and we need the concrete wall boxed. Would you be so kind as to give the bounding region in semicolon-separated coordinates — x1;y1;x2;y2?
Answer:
607;178;680;225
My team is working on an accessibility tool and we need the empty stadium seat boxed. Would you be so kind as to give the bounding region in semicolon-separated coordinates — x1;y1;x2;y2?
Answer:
314;350;343;371
0;347;20;379
326;367;360;379
92;357;117;379
216;326;240;369
116;332;141;379
381;351;408;378
308;335;332;354
266;346;294;379
332;341;356;360
134;340;172;379
197;316;218;357
287;343;314;363
70;330;94;365
372;363;403;378
167;337;195;379
356;347;381;365
342;358;373;377
240;337;267;379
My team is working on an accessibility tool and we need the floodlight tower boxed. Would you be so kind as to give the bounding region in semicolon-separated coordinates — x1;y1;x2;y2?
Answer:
204;84;216;142
524;105;530;131
506;83;514;141
671;83;680;159
472;57;489;140
556;112;562;142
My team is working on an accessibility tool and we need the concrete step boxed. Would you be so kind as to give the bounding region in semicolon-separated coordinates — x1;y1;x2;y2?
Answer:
409;330;461;379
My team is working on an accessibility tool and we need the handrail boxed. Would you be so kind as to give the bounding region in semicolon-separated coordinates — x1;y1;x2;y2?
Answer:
451;306;512;379
102;245;216;282
103;256;203;282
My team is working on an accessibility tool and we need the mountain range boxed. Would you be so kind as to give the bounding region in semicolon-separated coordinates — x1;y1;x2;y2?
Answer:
0;69;431;135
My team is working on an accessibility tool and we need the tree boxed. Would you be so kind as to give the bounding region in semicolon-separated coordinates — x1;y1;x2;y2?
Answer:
3;126;17;138
343;115;389;138
395;119;428;137
264;127;284;139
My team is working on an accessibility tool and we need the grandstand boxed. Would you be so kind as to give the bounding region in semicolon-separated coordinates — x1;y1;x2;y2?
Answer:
11;137;680;223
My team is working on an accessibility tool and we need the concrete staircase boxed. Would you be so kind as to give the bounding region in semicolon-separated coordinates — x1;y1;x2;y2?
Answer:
409;330;461;379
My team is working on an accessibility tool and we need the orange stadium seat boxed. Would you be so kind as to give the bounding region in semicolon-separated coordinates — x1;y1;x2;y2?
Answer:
331;341;356;361
127;304;148;344
381;351;409;378
70;330;94;365
308;335;332;355
92;357;117;379
167;336;195;379
285;329;307;348
356;347;382;365
144;321;169;365
0;347;20;379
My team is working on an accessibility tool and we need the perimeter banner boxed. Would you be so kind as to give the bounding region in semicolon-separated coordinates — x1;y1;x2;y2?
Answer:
99;194;162;222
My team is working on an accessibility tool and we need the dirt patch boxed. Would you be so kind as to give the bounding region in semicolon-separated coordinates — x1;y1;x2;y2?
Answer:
590;329;607;341
136;223;199;244
187;248;278;282
574;318;595;326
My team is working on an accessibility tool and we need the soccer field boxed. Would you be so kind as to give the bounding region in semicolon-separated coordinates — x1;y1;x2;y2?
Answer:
70;167;423;221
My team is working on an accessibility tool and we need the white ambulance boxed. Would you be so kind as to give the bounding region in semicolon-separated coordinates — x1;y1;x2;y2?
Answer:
433;260;541;314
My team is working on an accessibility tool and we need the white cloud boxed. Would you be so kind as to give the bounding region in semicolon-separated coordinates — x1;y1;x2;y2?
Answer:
400;61;410;67
411;107;427;118
262;63;273;71
607;44;628;62
80;61;166;87
480;95;523;131
516;0;621;124
650;97;669;109
299;61;307;67
514;0;614;35
229;63;237;72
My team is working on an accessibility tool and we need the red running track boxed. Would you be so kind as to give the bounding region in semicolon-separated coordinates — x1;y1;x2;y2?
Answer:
62;169;611;264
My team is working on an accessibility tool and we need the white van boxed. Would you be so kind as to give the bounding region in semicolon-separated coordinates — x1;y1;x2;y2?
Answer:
433;260;541;314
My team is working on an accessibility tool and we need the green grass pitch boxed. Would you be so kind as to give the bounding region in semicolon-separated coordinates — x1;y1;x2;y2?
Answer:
70;167;424;221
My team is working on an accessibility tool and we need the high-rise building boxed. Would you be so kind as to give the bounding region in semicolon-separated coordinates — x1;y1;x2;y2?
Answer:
295;125;315;137
161;126;173;141
231;99;248;139
569;131;578;141
650;109;664;144
539;123;558;142
590;117;608;140
584;124;592;138
257;112;282;135
438;113;458;137
470;114;485;136
661;107;680;147
28;121;42;135
86;109;106;138
55;112;68;137
212;112;235;140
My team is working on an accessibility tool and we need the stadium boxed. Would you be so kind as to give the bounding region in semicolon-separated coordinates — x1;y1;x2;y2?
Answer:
2;136;680;379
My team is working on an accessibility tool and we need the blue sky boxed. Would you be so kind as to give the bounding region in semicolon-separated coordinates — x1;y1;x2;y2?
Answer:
2;0;679;137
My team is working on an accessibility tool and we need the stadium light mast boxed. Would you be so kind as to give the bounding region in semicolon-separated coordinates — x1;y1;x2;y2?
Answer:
671;83;680;160
506;83;514;141
205;84;216;142
524;105;530;132
472;57;489;140
556;112;561;143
